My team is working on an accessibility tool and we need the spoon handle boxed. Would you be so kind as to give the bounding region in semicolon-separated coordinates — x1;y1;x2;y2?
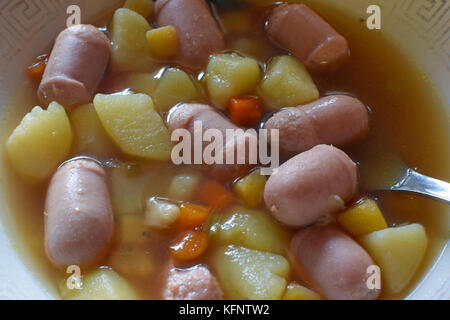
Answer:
391;169;450;204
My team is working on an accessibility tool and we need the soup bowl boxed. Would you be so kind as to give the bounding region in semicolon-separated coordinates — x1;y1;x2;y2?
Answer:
0;0;448;299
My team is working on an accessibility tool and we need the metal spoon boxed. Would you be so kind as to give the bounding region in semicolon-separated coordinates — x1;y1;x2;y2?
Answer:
388;168;450;204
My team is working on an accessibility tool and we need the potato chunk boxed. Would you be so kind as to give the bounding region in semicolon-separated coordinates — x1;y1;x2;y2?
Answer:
338;199;388;237
94;93;172;160
214;245;289;300
70;103;116;158
110;8;157;72
205;53;261;109
109;161;175;216
233;169;266;208
108;246;155;280
282;283;321;300
209;206;287;255
259;55;319;110
6;102;72;180
359;224;428;294
125;72;158;96
60;269;139;300
152;68;201;112
167;171;201;201
115;214;151;245
146;26;179;60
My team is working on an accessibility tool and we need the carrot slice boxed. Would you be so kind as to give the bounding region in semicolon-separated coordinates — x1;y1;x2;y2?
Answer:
170;230;209;262
27;54;49;81
228;96;262;127
178;203;211;230
197;180;234;210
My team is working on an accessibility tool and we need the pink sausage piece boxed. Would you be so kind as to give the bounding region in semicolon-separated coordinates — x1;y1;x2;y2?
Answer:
155;0;225;70
45;159;114;267
264;144;358;227
167;103;256;181
264;95;369;156
290;225;380;300
38;24;111;107
163;265;224;300
266;4;349;72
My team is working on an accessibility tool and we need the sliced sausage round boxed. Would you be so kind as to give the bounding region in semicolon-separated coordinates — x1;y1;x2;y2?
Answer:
266;4;349;72
264;144;358;227
167;103;256;181
44;159;114;267
38;24;111;107
290;225;380;300
155;0;225;70
264;95;369;156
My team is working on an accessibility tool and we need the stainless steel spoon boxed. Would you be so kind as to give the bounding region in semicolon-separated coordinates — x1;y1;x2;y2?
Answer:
388;168;450;204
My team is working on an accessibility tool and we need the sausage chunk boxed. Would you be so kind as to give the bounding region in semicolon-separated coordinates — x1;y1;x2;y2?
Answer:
167;103;256;181
290;225;380;300
44;159;114;267
155;0;225;70
264;95;369;156
264;145;357;227
266;4;349;72
163;265;224;300
38;24;111;107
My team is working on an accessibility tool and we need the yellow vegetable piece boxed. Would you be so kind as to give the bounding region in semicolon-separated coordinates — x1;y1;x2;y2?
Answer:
209;206;287;255
146;26;179;60
70;103;116;158
110;8;157;72
59;269;139;300
338;199;388;237
359;223;428;294
152;68;201;112
205;53;261;109
125;72;159;96
6;102;72;181
259;55;319;110
108;245;155;279
115;214;151;245
233;169;266;208
214;245;289;300
94;93;172;160
167;171;201;201
282;283;321;300
123;0;154;18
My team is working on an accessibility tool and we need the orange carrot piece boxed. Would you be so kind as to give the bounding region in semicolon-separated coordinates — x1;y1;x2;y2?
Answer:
197;180;234;210
228;96;262;127
26;54;49;81
170;230;209;262
178;203;211;230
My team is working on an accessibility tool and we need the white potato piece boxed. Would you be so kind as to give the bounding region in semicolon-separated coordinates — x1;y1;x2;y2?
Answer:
205;53;261;109
70;103;116;158
359;223;428;294
214;245;289;300
209;206;287;254
167;171;201;201
259;55;319;110
152;68;201;112
94;93;172;160
144;197;180;229
110;8;158;72
60;269;139;300
6;102;72;181
126;72;158;96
